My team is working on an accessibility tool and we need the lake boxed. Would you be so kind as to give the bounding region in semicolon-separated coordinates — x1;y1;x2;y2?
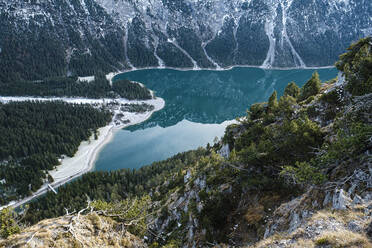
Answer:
94;67;338;171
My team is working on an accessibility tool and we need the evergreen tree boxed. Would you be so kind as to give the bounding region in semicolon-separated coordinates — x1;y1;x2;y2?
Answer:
335;37;372;96
268;90;278;112
299;71;321;101
284;81;300;99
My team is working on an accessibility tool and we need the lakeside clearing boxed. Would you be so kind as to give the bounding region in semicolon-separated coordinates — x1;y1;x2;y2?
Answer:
0;96;165;209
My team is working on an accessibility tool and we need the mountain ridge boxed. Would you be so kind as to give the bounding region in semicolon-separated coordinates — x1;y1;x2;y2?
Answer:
0;0;370;81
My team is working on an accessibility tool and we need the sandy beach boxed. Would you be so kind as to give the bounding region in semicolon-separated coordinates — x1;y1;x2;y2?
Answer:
0;96;165;209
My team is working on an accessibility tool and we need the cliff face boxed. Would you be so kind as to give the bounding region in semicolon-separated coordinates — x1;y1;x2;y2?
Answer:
0;0;371;81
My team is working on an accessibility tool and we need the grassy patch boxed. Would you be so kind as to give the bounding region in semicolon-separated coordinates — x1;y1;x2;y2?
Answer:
315;230;371;248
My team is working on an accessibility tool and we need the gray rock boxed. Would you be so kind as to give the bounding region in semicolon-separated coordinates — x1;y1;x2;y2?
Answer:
323;191;332;207
348;220;363;232
352;194;364;205
219;144;230;158
184;170;191;183
366;221;372;239
332;189;352;210
289;212;301;233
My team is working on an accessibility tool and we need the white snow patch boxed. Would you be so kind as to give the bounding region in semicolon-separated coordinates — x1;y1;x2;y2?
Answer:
168;38;199;69
77;76;95;83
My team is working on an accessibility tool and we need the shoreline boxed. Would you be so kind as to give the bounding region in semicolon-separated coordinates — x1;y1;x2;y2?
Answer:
0;97;165;210
106;64;336;83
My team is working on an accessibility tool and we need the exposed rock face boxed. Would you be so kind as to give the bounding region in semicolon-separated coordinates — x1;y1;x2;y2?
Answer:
259;158;372;247
0;0;371;80
332;189;352;210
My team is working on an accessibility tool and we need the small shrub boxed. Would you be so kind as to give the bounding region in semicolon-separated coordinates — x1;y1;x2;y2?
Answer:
280;161;326;186
0;208;20;238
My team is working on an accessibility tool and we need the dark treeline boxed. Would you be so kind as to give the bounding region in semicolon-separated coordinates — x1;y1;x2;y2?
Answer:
24;148;209;224
0;101;111;205
0;75;152;100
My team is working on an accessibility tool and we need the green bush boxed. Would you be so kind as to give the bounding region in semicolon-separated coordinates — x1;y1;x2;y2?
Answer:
319;122;372;164
280;161;326;186
0;208;20;238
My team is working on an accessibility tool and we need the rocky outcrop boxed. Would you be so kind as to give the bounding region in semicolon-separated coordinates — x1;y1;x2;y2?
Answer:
0;213;146;248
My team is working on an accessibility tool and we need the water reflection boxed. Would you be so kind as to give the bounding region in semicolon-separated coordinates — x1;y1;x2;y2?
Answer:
114;67;338;130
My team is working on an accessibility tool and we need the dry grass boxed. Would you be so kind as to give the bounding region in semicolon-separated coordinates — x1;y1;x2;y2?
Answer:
0;213;146;248
291;239;315;248
252;233;290;248
315;230;372;248
244;205;265;225
310;209;364;225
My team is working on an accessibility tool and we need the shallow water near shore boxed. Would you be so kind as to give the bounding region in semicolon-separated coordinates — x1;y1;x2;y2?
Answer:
94;67;338;171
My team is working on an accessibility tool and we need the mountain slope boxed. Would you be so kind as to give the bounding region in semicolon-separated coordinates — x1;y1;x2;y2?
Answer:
0;0;371;82
2;37;371;247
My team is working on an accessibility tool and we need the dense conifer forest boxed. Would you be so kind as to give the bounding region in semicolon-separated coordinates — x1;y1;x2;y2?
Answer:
0;75;152;100
24;149;209;224
0;101;111;205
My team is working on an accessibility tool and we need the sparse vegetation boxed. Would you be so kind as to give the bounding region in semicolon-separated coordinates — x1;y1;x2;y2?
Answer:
315;230;371;248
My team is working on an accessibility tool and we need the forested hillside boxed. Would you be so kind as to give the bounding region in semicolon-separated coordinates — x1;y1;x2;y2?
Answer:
0;75;152;100
3;38;370;247
0;101;111;205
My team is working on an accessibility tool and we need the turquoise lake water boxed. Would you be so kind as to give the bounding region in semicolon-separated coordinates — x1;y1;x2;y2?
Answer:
94;67;338;171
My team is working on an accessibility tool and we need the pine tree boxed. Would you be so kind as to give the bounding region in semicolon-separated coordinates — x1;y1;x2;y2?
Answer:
299;71;321;101
284;81;300;99
336;37;372;96
268;90;278;112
